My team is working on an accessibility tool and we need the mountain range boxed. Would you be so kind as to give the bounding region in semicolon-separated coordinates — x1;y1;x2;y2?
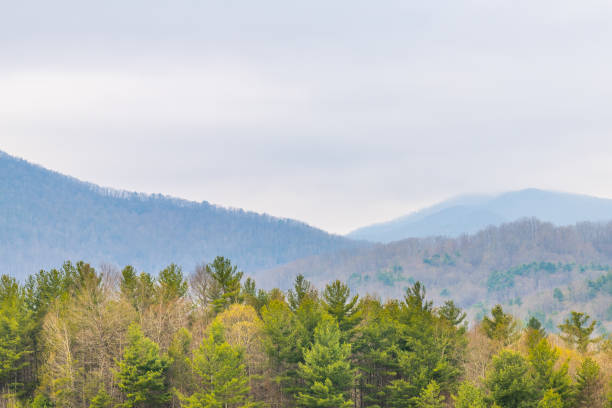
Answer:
348;189;612;242
0;150;359;280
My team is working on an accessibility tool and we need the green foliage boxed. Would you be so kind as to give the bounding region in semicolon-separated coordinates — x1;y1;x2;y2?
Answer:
322;280;361;333
31;393;55;408
0;275;32;394
414;380;445;408
376;265;408;286
115;323;171;408
538;389;563;408
486;350;538;408
487;262;604;292
525;317;546;349
453;381;487;408
288;274;316;312
89;386;112;408
206;256;244;314
527;338;573;404
181;321;254;408
482;305;519;345
157;263;187;302
423;253;456;267
120;267;156;312
575;357;601;407
558;311;598;353
261;299;304;397
297;319;355;408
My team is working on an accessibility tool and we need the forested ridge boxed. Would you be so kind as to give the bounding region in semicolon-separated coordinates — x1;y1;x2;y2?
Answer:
0;151;359;280
262;219;612;331
2;257;612;407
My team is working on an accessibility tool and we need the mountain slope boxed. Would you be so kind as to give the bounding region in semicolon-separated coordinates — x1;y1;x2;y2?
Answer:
348;189;612;243
0;151;361;279
261;219;612;330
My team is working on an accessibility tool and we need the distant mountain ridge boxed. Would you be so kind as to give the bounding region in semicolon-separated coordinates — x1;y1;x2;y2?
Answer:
348;189;612;242
0;150;360;280
261;218;612;331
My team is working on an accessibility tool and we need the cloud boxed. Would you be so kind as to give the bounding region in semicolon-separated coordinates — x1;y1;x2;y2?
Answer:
2;1;612;233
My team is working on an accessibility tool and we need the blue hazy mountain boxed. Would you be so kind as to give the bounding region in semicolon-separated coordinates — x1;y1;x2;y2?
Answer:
0;151;360;279
348;189;612;243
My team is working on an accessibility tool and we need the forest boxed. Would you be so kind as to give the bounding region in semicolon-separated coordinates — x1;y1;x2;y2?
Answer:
1;257;612;408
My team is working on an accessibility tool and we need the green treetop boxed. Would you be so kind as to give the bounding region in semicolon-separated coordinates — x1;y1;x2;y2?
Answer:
322;280;361;333
297;318;355;408
206;256;244;314
558;311;598;353
115;323;171;408
482;305;519;345
182;321;255;408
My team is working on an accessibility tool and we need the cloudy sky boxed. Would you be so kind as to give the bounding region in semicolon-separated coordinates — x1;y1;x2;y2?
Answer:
2;1;612;234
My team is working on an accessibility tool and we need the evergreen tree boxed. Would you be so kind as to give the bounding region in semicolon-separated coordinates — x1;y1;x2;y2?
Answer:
453;382;487;408
181;321;254;408
414;381;445;408
482;305;519;345
297;318;355;408
322;280;361;333
206;257;244;314
538;389;563;408
486;350;538;408
525;317;546;349
261;299;304;399
0;275;32;395
575;357;602;407
168;328;195;405
288;274;316;312
116;323;171;408
157;263;188;302
438;300;467;328
558;312;598;353
527;338;573;403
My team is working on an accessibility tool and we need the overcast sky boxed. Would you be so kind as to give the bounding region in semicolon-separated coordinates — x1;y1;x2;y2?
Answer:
2;1;612;234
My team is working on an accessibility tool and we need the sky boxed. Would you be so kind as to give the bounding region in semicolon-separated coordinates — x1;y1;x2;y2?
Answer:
2;1;612;235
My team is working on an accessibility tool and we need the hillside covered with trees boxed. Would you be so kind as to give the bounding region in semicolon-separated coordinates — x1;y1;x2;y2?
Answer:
0;151;360;280
2;257;612;407
262;219;612;332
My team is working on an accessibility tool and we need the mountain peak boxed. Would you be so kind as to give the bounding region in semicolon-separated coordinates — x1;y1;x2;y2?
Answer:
348;189;612;243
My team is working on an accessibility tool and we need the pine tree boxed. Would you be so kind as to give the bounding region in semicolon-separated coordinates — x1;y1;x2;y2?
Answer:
115;323;171;408
288;274;316;312
575;357;602;407
538;389;563;408
157;263;188;302
414;381;445;408
486;350;538;408
297;318;355;408
322;280;361;333
482;305;519;345
182;321;255;408
0;275;32;395
558;312;598;353
206;257;244;314
526;317;546;349
527;338;573;403
453;382;487;408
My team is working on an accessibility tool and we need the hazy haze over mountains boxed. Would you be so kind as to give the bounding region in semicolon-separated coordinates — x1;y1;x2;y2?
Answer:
348;189;612;243
0;151;359;280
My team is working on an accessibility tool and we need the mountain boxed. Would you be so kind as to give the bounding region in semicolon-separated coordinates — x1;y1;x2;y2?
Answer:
0;151;361;280
348;189;612;243
261;218;612;331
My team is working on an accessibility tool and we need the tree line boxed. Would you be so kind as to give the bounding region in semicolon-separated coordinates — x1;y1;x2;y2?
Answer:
1;256;612;407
